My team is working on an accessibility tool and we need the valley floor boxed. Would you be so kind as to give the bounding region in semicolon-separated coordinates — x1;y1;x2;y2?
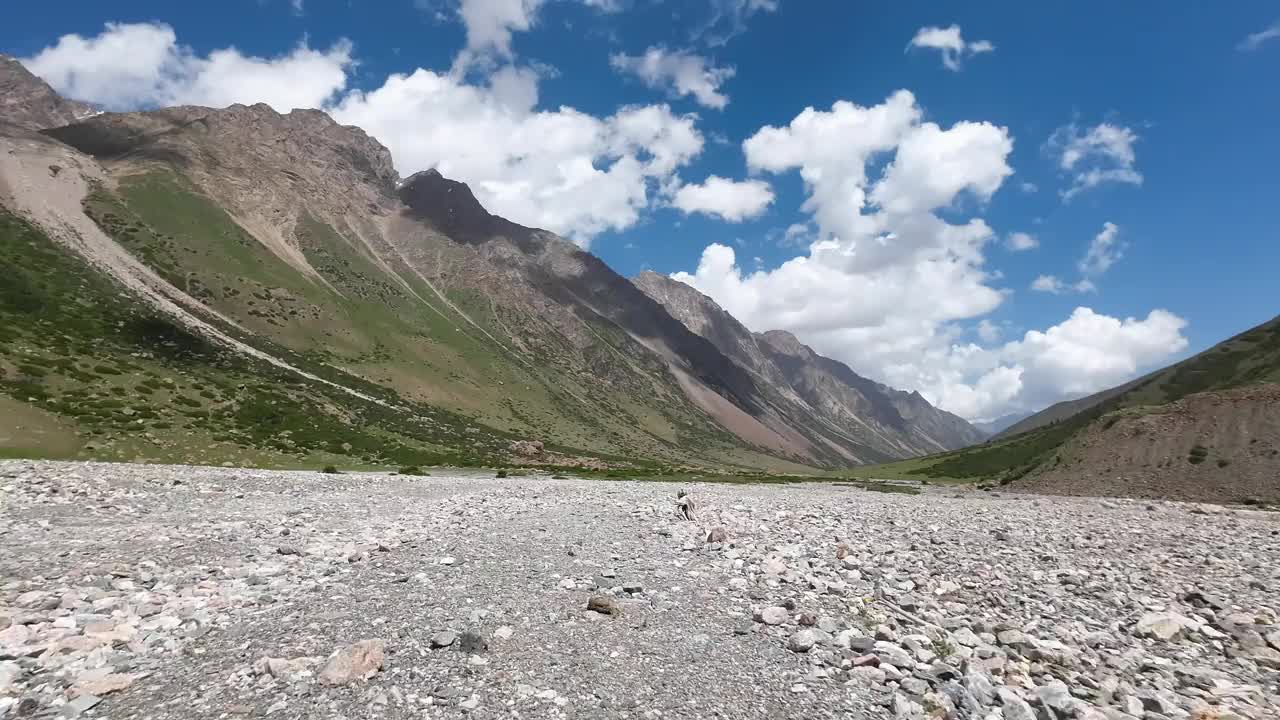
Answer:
1;461;1278;719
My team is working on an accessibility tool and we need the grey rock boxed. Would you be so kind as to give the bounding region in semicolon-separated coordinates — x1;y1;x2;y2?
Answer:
1034;680;1074;718
430;631;457;648
1265;629;1280;651
59;694;101;718
786;628;828;653
997;687;1037;720
849;665;886;687
1245;645;1280;668
900;677;929;696
318;639;385;685
754;606;789;626
938;682;982;717
1136;690;1179;716
1135;612;1192;641
874;641;915;669
963;669;995;706
897;594;926;612
952;627;981;647
996;629;1033;649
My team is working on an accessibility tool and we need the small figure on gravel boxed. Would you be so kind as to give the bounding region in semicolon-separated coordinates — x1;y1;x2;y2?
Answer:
675;490;697;521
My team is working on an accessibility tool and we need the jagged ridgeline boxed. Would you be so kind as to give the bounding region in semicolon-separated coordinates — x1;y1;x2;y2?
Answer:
0;54;984;470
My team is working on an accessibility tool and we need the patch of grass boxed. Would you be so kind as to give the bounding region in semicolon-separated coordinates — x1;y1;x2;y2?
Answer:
321;465;341;474
397;465;428;476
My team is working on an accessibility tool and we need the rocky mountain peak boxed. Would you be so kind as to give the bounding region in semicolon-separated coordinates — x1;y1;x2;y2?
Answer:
399;168;500;244
635;274;985;459
757;329;808;357
631;271;727;337
41;101;398;197
208;103;399;190
0;53;97;131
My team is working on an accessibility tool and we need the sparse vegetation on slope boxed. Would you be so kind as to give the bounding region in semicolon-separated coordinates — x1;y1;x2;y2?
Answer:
845;314;1280;501
0;208;525;467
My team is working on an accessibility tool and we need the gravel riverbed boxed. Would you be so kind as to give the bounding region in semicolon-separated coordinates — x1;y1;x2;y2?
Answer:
1;460;1278;719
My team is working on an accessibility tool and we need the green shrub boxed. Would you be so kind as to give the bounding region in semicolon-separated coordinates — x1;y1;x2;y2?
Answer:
1188;445;1209;465
322;465;340;474
496;469;508;478
398;465;428;476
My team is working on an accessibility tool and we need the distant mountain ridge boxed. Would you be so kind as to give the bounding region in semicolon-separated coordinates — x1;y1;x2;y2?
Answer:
0;53;981;470
633;271;984;460
973;411;1031;436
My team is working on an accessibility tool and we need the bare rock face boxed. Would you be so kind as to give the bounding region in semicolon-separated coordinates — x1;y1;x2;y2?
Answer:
0;54;97;131
633;270;985;461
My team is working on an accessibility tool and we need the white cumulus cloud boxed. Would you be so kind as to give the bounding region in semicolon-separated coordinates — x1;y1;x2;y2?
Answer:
1030;222;1123;294
671;176;773;221
610;47;735;109
21;21;707;246
1048;121;1143;200
452;0;544;71
1006;232;1038;251
907;25;995;71
1030;275;1094;295
673;91;1185;421
1079;221;1123;276
976;319;1001;343
999;307;1187;405
332;68;704;244
20;22;352;112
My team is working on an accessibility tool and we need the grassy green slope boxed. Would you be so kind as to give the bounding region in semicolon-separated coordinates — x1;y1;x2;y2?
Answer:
0;206;528;468
7;170;775;469
841;315;1280;485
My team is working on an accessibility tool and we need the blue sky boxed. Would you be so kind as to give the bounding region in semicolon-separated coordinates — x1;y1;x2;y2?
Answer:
6;1;1279;421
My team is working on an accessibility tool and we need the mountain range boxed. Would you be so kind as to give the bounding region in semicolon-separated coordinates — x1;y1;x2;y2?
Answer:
0;54;983;471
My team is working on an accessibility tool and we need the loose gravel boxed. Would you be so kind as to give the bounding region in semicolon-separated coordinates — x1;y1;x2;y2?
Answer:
1;461;1278;719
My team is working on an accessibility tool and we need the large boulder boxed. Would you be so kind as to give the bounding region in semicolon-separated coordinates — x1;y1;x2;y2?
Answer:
318;640;385;685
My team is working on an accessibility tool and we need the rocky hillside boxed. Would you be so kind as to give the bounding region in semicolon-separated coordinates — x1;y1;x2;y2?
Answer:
871;314;1280;502
1018;383;1280;503
634;271;983;460
0;55;95;131
0;56;979;471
